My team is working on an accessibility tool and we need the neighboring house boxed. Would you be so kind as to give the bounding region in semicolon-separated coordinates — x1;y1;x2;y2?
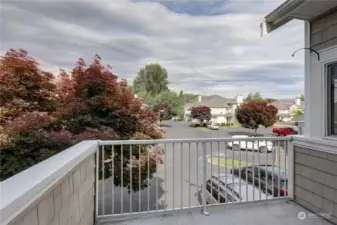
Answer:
293;115;305;135
184;95;244;124
270;98;303;122
262;2;337;224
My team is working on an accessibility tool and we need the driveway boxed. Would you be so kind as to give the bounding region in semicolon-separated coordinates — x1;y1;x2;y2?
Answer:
98;121;284;215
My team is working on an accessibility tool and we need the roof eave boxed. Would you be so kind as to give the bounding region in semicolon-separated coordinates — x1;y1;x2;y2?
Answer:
260;0;308;36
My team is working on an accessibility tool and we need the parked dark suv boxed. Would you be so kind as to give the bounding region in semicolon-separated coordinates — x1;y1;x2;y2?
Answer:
198;174;269;205
231;165;288;196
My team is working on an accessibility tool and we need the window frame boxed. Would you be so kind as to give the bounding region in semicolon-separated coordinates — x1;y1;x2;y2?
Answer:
326;62;337;137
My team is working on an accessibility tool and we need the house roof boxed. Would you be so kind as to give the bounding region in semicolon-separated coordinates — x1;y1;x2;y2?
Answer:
270;99;295;110
261;0;337;36
186;95;237;108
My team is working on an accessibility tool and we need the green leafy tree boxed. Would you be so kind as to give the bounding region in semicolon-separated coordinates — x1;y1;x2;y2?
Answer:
300;94;304;101
235;101;278;134
133;63;169;96
136;91;157;108
292;109;304;117
154;90;182;116
184;93;198;103
265;98;277;103
246;92;264;102
178;90;185;117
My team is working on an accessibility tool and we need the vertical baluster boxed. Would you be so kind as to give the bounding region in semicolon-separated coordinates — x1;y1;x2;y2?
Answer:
245;141;248;202
111;145;114;215
225;141;228;204
210;142;213;206
173;143;175;210
130;145;132;214
147;144;149;212
138;144;141;213
95;146;99;217
265;140;268;200
181;142;183;209
271;141;275;198
156;144;159;211
239;140;241;203
121;145;123;214
258;140;261;201
196;142;199;207
284;140;287;197
252;141;255;201
231;141;234;202
165;143;167;210
189;142;191;208
278;140;281;198
217;142;220;203
202;142;209;216
102;145;105;215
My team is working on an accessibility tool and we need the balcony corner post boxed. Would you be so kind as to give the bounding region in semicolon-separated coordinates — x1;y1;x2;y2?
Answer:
287;138;294;200
95;142;100;222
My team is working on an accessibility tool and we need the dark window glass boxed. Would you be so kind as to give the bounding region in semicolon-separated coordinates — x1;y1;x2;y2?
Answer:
328;64;337;135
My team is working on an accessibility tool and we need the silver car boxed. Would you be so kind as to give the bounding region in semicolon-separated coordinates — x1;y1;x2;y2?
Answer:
200;173;269;204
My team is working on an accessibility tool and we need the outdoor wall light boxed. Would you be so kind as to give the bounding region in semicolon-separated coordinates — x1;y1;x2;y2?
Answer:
292;47;320;61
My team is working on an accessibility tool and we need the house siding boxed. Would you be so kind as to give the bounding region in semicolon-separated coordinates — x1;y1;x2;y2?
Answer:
311;8;337;51
294;146;337;224
8;155;96;225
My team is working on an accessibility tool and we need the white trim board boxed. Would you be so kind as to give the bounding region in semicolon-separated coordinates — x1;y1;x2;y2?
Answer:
292;136;337;154
308;45;337;139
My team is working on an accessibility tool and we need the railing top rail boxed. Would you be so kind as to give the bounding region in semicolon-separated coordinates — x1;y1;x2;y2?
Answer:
99;136;291;145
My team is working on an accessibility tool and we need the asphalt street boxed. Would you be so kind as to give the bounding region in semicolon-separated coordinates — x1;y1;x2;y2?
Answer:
98;121;285;215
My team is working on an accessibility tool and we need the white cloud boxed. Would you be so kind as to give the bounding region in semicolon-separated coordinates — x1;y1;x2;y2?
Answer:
0;0;304;99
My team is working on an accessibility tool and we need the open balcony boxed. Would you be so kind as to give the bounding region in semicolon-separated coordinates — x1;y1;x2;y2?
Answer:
1;136;336;225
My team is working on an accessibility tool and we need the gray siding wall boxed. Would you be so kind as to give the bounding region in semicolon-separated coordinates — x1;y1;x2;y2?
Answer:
294;146;337;224
8;155;96;225
311;8;337;51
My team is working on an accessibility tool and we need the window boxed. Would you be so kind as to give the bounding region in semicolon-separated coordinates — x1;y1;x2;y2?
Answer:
327;63;337;136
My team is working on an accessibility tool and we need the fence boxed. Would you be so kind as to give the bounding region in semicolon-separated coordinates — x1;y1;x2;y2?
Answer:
96;137;292;221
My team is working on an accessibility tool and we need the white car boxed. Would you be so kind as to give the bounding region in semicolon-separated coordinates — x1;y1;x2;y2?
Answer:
227;135;273;153
207;123;219;130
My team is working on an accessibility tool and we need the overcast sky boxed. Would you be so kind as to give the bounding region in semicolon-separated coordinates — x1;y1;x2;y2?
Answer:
1;0;304;99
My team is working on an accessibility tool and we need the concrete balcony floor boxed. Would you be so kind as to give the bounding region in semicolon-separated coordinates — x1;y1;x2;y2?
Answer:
99;200;333;225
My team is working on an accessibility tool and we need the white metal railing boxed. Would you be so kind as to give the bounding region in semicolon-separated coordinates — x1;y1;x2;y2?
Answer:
95;137;292;221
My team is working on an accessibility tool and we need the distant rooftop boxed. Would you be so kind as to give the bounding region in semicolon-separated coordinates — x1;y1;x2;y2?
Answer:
186;95;238;108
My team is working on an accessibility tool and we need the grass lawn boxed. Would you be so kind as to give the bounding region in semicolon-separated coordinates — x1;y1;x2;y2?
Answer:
159;124;172;128
199;127;211;132
211;158;252;167
220;124;241;128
